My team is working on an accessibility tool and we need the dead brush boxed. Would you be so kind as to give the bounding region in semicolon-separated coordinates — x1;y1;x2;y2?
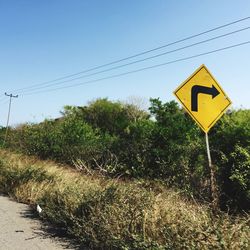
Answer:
0;149;249;249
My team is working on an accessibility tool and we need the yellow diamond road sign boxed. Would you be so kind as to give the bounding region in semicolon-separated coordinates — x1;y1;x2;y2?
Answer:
174;64;232;133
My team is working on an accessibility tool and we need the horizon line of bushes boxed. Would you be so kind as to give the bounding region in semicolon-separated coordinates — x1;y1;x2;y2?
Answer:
0;97;249;212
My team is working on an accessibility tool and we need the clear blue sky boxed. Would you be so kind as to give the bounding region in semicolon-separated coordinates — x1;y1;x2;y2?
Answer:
0;1;249;126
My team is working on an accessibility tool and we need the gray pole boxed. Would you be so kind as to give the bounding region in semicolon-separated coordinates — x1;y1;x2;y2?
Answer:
205;132;218;212
3;93;18;144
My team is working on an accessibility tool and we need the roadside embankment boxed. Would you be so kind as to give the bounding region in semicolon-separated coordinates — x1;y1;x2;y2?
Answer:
0;149;249;249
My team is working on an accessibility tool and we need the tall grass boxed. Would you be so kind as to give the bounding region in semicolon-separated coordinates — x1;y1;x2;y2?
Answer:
0;149;249;249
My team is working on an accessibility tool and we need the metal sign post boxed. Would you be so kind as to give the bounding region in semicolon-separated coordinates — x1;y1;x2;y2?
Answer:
174;64;232;211
205;132;218;212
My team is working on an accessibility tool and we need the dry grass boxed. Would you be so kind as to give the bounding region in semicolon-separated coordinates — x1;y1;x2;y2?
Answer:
0;149;249;249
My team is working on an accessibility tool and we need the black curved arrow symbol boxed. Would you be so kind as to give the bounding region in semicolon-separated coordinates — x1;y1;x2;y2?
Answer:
191;85;220;112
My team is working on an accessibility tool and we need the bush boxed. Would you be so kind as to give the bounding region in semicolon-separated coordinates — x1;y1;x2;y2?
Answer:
63;98;149;135
148;99;209;196
0;150;249;249
6;117;116;167
210;109;250;211
3;98;250;212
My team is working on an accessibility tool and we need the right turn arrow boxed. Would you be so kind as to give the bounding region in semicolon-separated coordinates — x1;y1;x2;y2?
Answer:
191;84;220;112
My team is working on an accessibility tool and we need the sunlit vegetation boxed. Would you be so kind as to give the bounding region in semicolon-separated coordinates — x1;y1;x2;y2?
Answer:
0;98;249;248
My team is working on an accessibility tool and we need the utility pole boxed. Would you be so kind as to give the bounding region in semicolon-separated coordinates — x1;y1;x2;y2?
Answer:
3;92;18;144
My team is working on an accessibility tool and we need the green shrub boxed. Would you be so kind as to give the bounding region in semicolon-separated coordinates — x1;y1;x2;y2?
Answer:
210;109;250;211
0;150;249;249
6;117;116;168
148;99;209;196
3;98;250;212
63;98;149;135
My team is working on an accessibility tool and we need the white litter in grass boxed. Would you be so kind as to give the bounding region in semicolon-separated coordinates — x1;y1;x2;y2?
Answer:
36;204;42;214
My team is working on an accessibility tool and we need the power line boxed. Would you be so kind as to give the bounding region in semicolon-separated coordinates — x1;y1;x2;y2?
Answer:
21;40;250;96
16;27;250;94
12;16;250;93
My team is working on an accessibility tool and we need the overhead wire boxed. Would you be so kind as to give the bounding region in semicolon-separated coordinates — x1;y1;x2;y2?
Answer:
16;27;250;94
11;16;250;93
20;40;250;96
